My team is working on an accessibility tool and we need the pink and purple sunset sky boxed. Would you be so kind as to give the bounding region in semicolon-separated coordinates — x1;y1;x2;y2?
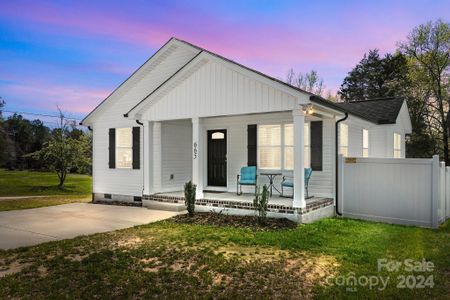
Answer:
1;0;449;122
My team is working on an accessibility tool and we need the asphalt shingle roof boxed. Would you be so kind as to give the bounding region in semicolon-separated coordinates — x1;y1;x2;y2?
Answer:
332;97;405;124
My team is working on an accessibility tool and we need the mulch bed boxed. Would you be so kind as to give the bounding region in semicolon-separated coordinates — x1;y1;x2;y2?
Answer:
172;212;298;231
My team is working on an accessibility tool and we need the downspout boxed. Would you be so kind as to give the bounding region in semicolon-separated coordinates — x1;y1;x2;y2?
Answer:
335;112;348;216
136;120;144;197
86;126;94;202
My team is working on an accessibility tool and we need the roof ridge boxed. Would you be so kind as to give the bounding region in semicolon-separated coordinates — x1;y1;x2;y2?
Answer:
340;97;404;104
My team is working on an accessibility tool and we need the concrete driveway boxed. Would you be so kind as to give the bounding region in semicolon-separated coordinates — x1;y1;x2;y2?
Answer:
0;203;181;249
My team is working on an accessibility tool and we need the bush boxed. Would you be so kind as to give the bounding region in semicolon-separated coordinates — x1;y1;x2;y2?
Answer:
184;181;196;216
253;185;269;223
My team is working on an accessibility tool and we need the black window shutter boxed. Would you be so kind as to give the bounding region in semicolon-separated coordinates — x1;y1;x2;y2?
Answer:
310;121;323;171
247;124;257;167
108;128;116;169
132;127;140;169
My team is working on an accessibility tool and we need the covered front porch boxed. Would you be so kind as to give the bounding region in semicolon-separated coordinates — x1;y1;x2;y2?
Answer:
141;108;335;212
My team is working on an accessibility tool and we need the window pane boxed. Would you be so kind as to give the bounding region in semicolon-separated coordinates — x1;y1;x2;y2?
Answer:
117;148;132;168
363;129;369;148
258;125;281;146
284;124;293;146
304;123;310;146
340;146;348;157
117;128;132;147
212;132;224;139
340;124;348;147
284;147;293;170
363;148;369;158
304;146;310;168
258;147;281;169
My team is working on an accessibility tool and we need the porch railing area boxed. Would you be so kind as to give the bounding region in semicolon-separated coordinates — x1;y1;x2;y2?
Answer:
339;155;450;228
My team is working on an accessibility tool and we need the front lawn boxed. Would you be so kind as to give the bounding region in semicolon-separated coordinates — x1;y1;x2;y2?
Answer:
0;169;91;197
0;216;449;299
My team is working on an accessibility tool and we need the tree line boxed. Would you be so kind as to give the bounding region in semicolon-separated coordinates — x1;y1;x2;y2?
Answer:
288;20;450;163
0;102;92;187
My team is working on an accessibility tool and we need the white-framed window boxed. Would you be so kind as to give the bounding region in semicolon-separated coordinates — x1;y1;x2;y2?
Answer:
394;133;402;158
303;123;310;168
340;123;349;157
259;123;310;170
258;124;281;169
284;124;294;170
362;129;369;157
116;127;133;168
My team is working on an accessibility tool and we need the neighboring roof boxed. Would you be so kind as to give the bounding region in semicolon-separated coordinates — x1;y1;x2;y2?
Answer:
332;97;405;124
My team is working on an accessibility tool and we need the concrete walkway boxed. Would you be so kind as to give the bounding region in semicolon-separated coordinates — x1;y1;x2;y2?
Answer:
0;203;181;249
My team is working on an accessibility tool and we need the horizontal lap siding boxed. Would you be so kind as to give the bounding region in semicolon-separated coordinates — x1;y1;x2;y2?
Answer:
161;121;192;191
92;47;198;197
144;61;297;121
309;119;334;197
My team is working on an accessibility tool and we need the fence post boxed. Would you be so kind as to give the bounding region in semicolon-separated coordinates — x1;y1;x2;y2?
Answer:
447;167;450;220
431;155;440;228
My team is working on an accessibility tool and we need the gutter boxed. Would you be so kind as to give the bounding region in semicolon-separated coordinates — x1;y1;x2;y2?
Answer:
335;112;348;216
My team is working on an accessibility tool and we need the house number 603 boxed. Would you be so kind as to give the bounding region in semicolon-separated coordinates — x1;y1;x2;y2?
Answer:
193;142;198;159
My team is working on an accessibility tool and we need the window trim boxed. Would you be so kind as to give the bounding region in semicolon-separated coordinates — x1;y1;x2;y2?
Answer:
116;127;133;169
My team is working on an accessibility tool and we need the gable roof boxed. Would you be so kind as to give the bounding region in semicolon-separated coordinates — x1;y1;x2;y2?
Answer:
332;97;405;124
81;37;409;126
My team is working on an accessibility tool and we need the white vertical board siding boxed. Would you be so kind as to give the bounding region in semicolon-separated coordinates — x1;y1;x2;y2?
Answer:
342;157;434;227
201;113;334;198
90;46;199;197
161;120;192;192
143;61;297;121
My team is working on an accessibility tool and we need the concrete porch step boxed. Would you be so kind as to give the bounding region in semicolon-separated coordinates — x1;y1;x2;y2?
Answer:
142;199;187;212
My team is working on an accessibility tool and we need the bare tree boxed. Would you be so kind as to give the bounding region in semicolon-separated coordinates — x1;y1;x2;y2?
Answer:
286;69;325;96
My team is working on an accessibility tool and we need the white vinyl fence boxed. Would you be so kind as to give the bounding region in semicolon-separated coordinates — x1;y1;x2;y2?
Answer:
339;155;450;228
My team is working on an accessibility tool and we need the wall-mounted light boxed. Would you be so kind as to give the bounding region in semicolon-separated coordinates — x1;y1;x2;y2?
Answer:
302;104;314;115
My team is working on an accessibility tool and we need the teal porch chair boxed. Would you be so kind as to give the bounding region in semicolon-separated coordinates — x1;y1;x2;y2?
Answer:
237;166;258;195
281;168;313;199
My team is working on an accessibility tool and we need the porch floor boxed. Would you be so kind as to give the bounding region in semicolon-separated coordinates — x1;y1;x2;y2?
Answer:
153;191;333;210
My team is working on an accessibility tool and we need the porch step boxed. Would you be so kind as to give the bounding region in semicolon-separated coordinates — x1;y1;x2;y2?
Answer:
142;199;187;212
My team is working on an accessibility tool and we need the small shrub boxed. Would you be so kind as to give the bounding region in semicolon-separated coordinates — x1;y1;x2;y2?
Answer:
253;185;269;223
184;181;196;216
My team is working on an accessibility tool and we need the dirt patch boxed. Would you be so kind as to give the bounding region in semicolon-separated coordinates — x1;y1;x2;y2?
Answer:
65;254;88;262
116;237;144;248
0;261;32;278
213;245;339;298
173;212;297;230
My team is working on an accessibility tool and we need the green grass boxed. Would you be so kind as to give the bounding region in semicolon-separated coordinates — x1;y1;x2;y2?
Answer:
0;217;449;299
0;195;92;211
0;169;91;197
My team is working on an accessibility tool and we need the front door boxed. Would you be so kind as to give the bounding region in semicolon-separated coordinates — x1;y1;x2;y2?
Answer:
207;129;227;187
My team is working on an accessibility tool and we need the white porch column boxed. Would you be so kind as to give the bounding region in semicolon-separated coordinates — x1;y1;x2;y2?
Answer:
152;121;162;193
192;117;204;198
143;121;153;195
293;109;306;208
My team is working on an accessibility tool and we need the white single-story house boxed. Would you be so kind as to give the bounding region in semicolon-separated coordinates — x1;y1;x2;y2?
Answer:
81;37;412;222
